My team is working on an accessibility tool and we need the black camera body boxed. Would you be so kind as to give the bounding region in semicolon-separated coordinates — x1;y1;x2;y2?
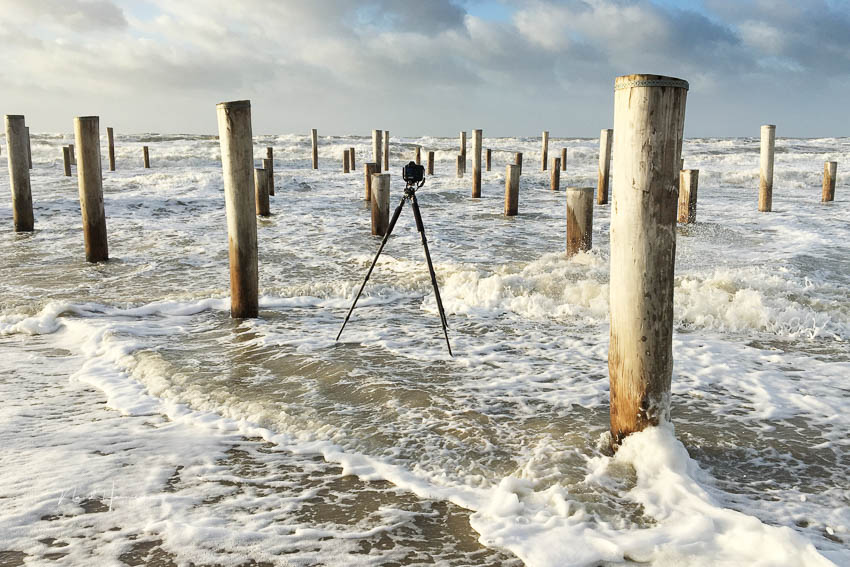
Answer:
402;161;425;185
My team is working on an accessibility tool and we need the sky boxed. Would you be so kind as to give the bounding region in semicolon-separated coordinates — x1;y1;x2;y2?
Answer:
0;0;848;138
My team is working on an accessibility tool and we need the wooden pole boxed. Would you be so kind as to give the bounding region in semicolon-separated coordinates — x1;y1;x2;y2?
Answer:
265;147;274;195
143;145;150;169
349;147;355;170
343;150;350;173
472;129;482;198
561;148;567;171
216;100;258;319
609;74;688;448
822;161;837;202
311;128;318;170
107;126;116;171
415;146;421;165
63;146;72;176
383;130;389;172
460;131;467;174
69;143;76;165
74;116;109;262
4;115;34;231
597;128;613;204
371;173;390;236
486;148;491;172
372;129;382;173
759;124;775;212
515;152;523;176
566;187;593;256
364;162;377;201
25;126;32;169
541;130;549;171
550;158;561;190
254;168;270;217
677;169;699;223
456;155;463;178
427;151;435;175
504;164;519;216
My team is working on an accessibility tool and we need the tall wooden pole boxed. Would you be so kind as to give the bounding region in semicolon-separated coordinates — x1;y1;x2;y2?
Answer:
550;158;561;190
486;148;491;172
63;146;72;176
822;161;837;202
566;187;593;256
515;152;523;176
216;100;258;318
364;162;377;201
372;129;383;173
5;115;34;231
74;116;109;262
107;126;116;171
759;124;775;212
677;169;699;223
472;129;482;198
541;130;549;171
609;74;688;448
383;130;389;172
460;131;467;174
427;151;435;175
561;148;567;171
311;129;318;170
143;146;150;168
371;173;390;236
597;128;613;204
504;164;519;216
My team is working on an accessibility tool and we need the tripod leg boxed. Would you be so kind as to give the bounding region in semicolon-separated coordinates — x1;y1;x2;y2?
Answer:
410;194;453;357
336;196;407;341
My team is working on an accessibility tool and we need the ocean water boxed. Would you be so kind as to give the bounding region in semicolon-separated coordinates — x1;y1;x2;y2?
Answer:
0;131;847;566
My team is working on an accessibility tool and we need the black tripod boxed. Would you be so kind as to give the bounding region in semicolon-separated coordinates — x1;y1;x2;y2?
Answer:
336;173;452;356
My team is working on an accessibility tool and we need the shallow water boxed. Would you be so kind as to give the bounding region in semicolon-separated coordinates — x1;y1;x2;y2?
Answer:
0;132;847;566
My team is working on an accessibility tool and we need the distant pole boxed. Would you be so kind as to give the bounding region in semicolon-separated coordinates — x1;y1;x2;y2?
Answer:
550;157;561;190
349;146;356;170
5;115;34;231
74;116;109;262
427;151;435;175
566;187;594;256
609;74;688;448
460;131;467;174
541;130;549;171
143;145;150;168
456;155;463;178
561;148;567;171
63;146;72;176
597;128;613;204
504;164;520;216
311;128;318;170
364;162;377;201
472;129;482;198
677;169;699;223
515;152;523;176
415;146;421;165
372;129;383;173
254;168;270;217
25;126;32;169
759;124;775;212
383;130;389;172
265;147;274;195
486;148;491;172
69;143;76;165
371;173;390;236
822;161;837;202
107;126;116;171
343;150;350;173
216;100;258;319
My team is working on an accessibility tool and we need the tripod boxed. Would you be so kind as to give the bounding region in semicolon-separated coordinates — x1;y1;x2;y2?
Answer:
336;176;452;356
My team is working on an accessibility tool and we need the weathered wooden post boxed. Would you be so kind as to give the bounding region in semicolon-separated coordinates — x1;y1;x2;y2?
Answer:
541;130;549;171
472;129;482;198
597;128;613;204
822;161;837;202
349;147;355;170
415;146;421;165
456;155;463;178
371;173;390;236
254;168;270;217
25;126;32;169
311;128;318;170
364;162;377;201
515;152;523;176
566;187;594;256
69;143;76;165
486;148;491;172
677;169;699;223
63;146;72;176
372;129;383;173
107;127;116;171
561;148;567;171
265;148;274;195
343;150;350;173
504;164;520;216
216;100;258;318
759;124;775;212
550;158;561;190
74;116;109;262
460;131;467;173
609;74;688;448
143;146;151;168
383;130;389;172
5;115;34;231
427;151;435;175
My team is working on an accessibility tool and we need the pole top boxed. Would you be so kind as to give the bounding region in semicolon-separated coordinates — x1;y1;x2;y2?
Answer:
615;74;689;91
216;100;250;110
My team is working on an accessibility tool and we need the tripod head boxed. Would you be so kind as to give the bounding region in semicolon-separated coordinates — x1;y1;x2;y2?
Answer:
402;161;425;197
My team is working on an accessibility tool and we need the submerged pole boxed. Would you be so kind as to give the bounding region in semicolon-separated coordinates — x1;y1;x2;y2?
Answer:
5;115;34;231
472;129;482;198
759;125;775;212
608;74;688;448
311;128;318;170
504;164;519;216
822;161;837;202
216;100;258;318
456;155;463;179
371;173;390;236
597;128;613;204
143;145;150;169
74;116;109;262
550;157;561;191
566;187;594;256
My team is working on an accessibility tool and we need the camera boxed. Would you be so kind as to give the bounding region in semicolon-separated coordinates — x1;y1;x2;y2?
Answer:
402;161;425;185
